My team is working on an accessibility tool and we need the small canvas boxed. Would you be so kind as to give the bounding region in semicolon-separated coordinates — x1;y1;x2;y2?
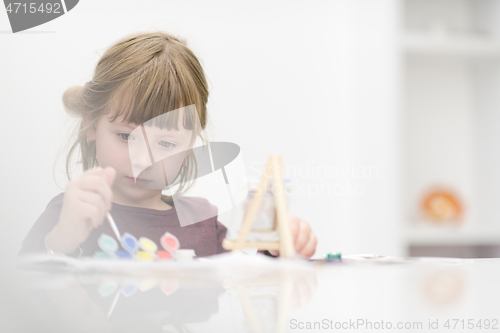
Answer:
222;156;295;258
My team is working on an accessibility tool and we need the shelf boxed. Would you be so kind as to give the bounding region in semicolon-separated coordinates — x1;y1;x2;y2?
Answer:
406;224;500;246
401;31;500;57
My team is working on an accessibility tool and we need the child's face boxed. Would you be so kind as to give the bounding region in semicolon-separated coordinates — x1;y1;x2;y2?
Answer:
88;113;193;203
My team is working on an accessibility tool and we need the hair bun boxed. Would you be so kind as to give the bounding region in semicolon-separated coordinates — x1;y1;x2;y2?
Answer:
62;85;87;117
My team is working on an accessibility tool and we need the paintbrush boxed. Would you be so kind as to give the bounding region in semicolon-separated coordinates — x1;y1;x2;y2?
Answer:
106;212;121;240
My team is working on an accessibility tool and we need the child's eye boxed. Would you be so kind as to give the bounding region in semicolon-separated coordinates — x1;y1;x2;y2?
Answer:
118;133;134;141
159;140;175;149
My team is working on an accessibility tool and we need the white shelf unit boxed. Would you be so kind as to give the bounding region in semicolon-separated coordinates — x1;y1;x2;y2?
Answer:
407;225;500;246
401;0;500;252
402;31;500;57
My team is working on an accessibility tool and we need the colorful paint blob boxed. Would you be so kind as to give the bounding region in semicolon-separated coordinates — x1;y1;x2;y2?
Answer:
138;237;158;253
136;251;153;261
98;233;118;253
90;231;195;263
94;251;112;259
116;250;132;260
160;232;180;252
121;233;139;254
157;250;173;260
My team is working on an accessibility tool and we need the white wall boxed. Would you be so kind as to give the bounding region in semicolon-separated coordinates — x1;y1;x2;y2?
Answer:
473;0;500;235
0;0;403;263
404;55;477;227
475;58;500;233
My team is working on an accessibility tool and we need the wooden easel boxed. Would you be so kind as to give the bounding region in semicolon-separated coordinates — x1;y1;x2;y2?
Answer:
222;155;295;258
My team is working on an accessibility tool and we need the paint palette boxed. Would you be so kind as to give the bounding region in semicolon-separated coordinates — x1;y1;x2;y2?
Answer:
95;231;194;262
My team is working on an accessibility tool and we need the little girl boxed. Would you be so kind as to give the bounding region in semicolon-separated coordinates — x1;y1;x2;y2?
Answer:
19;32;317;258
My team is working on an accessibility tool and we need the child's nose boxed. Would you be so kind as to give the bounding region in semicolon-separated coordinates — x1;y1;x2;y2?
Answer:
130;147;154;178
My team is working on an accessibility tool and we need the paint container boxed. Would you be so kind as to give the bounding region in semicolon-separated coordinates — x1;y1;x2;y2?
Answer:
121;232;139;254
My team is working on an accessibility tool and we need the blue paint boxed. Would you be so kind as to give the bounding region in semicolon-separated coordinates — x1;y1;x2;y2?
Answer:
116;250;132;259
120;232;139;254
126;237;135;248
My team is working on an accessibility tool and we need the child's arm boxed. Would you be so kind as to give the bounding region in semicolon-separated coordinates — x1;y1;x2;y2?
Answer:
44;167;116;254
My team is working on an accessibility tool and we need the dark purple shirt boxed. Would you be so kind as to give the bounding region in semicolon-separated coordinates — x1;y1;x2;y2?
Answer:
19;193;229;258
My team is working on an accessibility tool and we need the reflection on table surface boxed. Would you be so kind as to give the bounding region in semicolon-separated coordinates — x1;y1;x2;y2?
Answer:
3;254;500;333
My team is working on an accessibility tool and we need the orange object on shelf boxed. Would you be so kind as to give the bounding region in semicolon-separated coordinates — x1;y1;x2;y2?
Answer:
421;189;463;223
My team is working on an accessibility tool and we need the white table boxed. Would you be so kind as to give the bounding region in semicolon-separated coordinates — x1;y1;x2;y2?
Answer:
3;254;500;333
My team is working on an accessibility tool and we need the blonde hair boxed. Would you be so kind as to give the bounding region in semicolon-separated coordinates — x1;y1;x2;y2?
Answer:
62;31;209;197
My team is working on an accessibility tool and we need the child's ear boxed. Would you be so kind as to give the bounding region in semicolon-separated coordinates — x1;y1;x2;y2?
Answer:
86;126;96;141
84;116;97;141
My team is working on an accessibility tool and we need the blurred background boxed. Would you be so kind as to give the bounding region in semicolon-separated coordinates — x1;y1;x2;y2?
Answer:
1;0;500;264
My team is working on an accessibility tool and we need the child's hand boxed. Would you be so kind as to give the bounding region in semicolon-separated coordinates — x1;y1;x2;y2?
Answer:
289;216;317;258
45;167;116;254
269;216;317;258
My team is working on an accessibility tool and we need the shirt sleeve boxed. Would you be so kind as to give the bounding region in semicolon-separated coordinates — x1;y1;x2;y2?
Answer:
215;220;230;254
18;193;64;257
